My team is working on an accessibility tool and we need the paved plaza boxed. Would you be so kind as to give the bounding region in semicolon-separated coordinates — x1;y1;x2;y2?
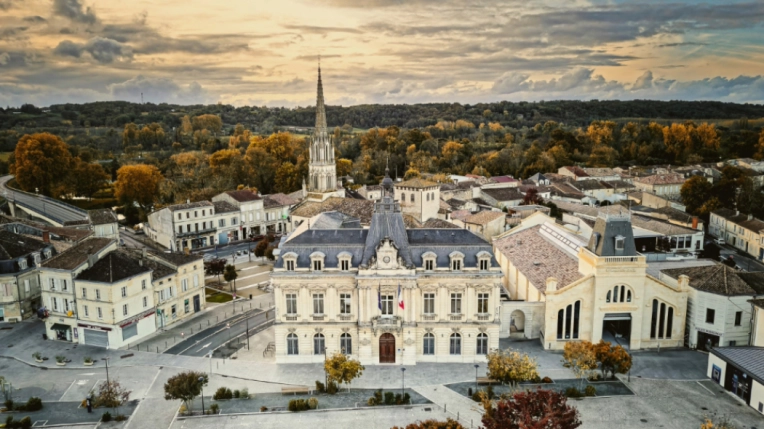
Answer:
2;315;763;429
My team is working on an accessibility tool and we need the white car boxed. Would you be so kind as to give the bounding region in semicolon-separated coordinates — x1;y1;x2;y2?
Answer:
714;238;726;245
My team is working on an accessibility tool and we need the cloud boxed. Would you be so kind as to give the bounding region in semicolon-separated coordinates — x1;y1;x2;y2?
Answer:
108;75;214;104
632;71;653;90
22;16;47;23
0;53;10;65
281;24;362;34
53;37;133;63
99;24;251;55
0;0;17;10
53;0;97;24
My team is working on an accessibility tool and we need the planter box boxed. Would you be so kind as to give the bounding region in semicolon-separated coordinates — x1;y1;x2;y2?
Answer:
56;362;66;366
34;358;43;363
84;361;94;366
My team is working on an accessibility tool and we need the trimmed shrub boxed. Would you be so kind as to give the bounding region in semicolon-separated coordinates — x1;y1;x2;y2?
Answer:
114;415;127;422
101;412;112;422
233;389;240;399
240;388;249;399
326;381;338;395
395;393;402;405
22;397;42;412
210;403;220;414
541;376;553;383
4;399;14;410
288;400;297;412
565;387;583;398
307;397;318;410
367;397;377;406
384;391;395;405
471;391;482;402
584;385;596;397
213;387;233;400
315;381;325;393
532;375;542;383
19;416;32;429
374;389;383;403
260;406;268;412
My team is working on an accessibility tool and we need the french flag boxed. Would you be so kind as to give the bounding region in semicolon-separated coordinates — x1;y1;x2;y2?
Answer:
398;283;405;310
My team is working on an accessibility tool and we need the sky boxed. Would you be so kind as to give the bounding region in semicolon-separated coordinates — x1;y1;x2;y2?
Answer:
1;0;764;107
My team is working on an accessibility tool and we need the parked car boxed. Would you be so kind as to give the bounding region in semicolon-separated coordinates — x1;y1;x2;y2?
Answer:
714;237;726;245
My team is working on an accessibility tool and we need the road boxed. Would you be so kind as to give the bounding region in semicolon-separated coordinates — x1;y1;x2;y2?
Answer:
0;175;88;225
164;308;271;357
709;239;764;272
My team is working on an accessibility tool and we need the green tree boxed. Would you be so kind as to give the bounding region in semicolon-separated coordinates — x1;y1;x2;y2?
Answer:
680;175;713;216
223;264;238;293
163;371;208;414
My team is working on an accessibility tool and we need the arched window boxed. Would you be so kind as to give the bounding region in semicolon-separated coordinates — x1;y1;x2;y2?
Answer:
313;333;325;355
556;300;581;340
340;333;352;354
287;333;299;355
606;291;611;303
608;285;633;303
650;299;675;339
411;193;415;202
423;333;434;355
449;333;461;355
476;333;488;355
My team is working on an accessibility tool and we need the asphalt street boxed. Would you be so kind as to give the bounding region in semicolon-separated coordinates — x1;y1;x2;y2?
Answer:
164;308;271;357
0;175;88;224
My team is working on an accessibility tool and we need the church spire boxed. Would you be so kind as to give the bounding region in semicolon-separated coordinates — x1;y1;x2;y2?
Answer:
315;61;327;135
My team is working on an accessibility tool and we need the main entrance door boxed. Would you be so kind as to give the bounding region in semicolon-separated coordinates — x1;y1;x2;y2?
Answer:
379;333;395;363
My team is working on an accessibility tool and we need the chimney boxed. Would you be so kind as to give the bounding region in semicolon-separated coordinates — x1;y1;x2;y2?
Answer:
678;274;690;291
748;214;753;221
42;231;50;243
546;277;558;292
692;216;699;230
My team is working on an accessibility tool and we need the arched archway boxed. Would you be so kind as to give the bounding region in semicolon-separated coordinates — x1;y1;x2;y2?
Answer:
510;310;526;335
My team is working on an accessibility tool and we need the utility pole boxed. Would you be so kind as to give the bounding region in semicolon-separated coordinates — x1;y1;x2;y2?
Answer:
246;317;250;350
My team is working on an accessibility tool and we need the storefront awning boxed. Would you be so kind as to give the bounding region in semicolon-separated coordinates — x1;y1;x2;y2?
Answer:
51;323;71;331
603;313;632;321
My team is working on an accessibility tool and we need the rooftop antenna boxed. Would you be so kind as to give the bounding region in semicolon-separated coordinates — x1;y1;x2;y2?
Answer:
140;92;143;104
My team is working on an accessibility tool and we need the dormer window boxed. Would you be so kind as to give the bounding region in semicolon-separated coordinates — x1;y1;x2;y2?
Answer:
44;249;52;259
615;235;625;251
310;251;325;272
18;258;27;270
33;253;41;266
286;260;295;271
476;251;491;271
282;252;298;271
338;251;352;271
449;251;464;271
422;251;437;271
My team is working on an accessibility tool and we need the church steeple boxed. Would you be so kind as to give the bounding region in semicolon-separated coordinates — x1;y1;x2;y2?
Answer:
315;64;327;136
307;59;336;194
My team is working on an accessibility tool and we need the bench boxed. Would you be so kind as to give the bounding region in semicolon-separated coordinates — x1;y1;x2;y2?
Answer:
281;386;310;395
476;377;498;385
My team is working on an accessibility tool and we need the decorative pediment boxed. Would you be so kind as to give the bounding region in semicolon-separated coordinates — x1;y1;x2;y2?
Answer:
422;251;437;259
282;252;298;259
478;327;487;333
337;251;352;259
374;237;401;270
341;328;350;333
476;251;491;259
310;251;326;259
449;251;465;259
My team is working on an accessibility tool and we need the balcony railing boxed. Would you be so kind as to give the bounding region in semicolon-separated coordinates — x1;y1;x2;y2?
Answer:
175;227;216;238
421;314;437;321
604;256;644;263
338;314;353;321
476;313;491;321
312;314;325;321
372;315;402;335
284;314;298;321
449;314;463;321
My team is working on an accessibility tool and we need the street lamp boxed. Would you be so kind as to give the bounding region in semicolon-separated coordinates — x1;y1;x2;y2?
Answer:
199;377;205;415
474;364;479;393
401;368;406;399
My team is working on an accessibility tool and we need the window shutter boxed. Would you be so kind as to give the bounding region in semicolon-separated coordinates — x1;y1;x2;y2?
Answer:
24;279;30;293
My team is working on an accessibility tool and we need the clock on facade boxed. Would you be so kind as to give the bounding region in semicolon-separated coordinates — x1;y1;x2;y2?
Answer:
383;256;391;263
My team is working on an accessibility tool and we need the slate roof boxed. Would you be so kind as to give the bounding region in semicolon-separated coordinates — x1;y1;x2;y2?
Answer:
361;198;414;268
225;190;261;202
494;225;584;292
167;201;214;212
528;173;548;183
587;211;638;257
662;264;763;296
710;347;764;385
291;197;375;225
149;251;203;267
120;249;176;280
0;230;49;260
212;200;238;214
395;178;439;189
465;210;505;225
310;212;361;229
41;237;114;270
263;193;298;208
88;209;118;225
76;250;151;283
63;219;91;226
481;187;524;202
651;206;697;224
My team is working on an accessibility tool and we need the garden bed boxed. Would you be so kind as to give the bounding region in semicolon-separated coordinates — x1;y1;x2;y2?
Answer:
182;388;430;416
446;378;634;398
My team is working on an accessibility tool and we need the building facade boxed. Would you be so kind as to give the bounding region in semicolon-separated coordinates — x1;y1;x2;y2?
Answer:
709;208;764;260
393;178;440;223
0;231;57;322
272;174;502;365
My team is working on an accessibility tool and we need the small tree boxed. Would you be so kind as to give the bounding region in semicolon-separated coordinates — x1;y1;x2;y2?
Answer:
593;341;632;379
481;388;581;429
254;238;269;257
563;341;597;390
223;265;238;293
486;349;539;390
204;259;226;284
324;352;365;392
94;379;131;408
163;371;208;414
522;187;543;205
700;415;735;429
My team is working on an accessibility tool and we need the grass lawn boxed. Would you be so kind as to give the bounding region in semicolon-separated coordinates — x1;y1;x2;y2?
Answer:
206;288;233;303
0;152;11;162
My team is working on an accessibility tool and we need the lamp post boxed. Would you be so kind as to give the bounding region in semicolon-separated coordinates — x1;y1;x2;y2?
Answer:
208;351;213;375
474;364;479;393
401;368;406;398
199;377;205;415
246;317;250;350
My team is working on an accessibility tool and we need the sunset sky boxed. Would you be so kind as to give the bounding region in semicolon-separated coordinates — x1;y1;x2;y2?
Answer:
1;0;764;107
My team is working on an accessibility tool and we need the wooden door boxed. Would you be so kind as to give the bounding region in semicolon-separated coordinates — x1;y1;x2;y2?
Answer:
379;333;395;363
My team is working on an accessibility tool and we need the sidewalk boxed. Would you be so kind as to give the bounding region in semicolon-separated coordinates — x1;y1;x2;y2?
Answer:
124;292;274;353
413;385;484;427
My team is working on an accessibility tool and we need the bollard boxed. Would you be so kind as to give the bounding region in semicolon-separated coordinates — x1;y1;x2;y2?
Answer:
249;303;252;309
156;347;159;353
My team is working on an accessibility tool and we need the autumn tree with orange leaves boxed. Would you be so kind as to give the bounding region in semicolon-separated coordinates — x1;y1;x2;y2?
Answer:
11;132;74;197
114;165;164;211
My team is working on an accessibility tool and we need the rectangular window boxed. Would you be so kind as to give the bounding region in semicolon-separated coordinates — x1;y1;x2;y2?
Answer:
143;296;148;308
480;259;489;270
178;225;183;234
121;286;127;297
425;260;434;271
313;260;322;271
423;293;435;314
24;279;30;294
182;279;188;292
341;260;349;271
477;293;489;314
178;213;182;220
313;294;324;314
142;280;147;290
381;295;394;315
52;297;59;311
123;304;128;316
450;293;462;314
734;311;742;326
83;305;89;317
50;278;55;290
706;308;716;324
286;293;297;314
95;289;101;300
286;260;295;271
451;259;461;271
62;279;68;291
65;299;70;312
232;217;237;225
97;307;103;319
340;293;351;314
